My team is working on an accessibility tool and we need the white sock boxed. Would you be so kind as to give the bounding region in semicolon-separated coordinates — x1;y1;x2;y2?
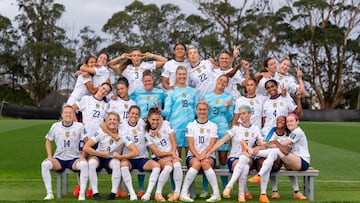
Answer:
173;162;183;194
238;164;249;196
145;167;161;195
204;168;220;196
181;167;198;196
121;166;136;197
76;160;89;195
270;176;278;192
258;150;277;177
109;159;121;194
260;167;271;194
289;176;299;192
88;159;99;194
41;160;53;195
156;165;172;194
226;156;249;189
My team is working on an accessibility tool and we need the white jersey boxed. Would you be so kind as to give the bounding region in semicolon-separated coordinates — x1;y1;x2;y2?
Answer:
185;120;218;158
162;59;189;87
213;68;245;98
45;121;84;160
288;127;310;164
261;126;288;143
107;96;137;124
66;75;91;105
93;66;110;87
145;120;174;158
273;72;299;95
234;95;263;128
120;119;148;159
76;95;108;138
122;61;156;94
187;60;216;99
256;76;275;97
227;124;262;158
262;95;297;130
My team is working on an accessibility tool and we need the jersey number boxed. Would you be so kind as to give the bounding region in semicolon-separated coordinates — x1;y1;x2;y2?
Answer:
199;73;208;82
213;107;219;115
63;140;70;148
92;110;100;118
160;139;167;147
182;99;188;107
199;136;205;144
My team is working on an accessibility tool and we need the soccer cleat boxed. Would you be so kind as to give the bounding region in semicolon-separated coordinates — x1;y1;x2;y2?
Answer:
137;190;145;198
43;194;54;200
245;192;253;199
222;187;232;198
248;175;261;184
105;192;116;200
180;194;194;202
130;194;138;201
154;193;166;202
78;193;85;201
73;185;80;196
206;194;221;202
141;192;151;201
238;195;246;202
259;194;270;203
116;189;128;197
199;190;209;198
294;192;307;200
86;188;93;197
271;192;280;199
93;193;100;200
168;192;180;202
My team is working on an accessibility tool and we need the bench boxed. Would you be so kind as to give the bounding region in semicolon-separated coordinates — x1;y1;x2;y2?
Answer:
56;167;319;200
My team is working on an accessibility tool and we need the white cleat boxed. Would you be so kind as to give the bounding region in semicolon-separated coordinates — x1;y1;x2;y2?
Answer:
44;194;54;200
206;194;221;202
180;194;194;202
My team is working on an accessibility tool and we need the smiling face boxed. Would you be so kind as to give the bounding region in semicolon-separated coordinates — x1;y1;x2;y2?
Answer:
216;75;229;91
286;115;299;131
97;53;108;66
196;102;209;120
87;57;97;68
148;113;161;129
266;58;277;74
218;53;232;69
105;113;120;130
276;116;286;129
174;44;186;59
142;75;154;91
128;107;140;125
265;80;278;97
61;106;75;123
279;59;291;74
175;67;187;86
116;83;128;98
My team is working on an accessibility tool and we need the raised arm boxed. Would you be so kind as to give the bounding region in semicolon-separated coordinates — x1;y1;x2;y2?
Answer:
143;52;168;68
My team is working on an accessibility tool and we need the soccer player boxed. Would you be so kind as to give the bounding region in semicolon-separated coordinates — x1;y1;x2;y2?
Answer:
107;76;136;124
83;112;138;200
205;105;265;202
255;57;278;101
162;43;189;90
108;49;167;94
249;113;310;200
203;75;234;192
186;45;217;99
262;79;302;131
130;70;165;119
233;78;264;128
41;105;88;201
145;108;183;202
180;101;221;203
162;66;198;157
117;105;161;201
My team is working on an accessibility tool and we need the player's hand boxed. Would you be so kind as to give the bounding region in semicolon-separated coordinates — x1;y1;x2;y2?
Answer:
280;83;287;97
241;60;250;70
262;72;272;79
295;87;302;100
233;46;240;58
296;67;303;78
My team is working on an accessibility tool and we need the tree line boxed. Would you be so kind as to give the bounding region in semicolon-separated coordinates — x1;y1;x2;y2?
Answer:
0;0;359;109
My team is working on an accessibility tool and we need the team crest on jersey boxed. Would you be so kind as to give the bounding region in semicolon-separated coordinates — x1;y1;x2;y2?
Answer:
65;131;70;137
96;104;100;108
182;93;187;98
249;101;254;106
196;68;202;73
110;139;114;145
146;96;151;101
124;104;128;109
132;129;137;135
278;76;283;80
200;128;204;134
215;100;220;105
273;102;277;108
244;131;249;137
135;67;139;72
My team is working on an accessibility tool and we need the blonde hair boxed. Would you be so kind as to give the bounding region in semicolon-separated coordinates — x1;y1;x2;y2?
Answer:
175;66;188;86
196;100;209;110
106;111;120;122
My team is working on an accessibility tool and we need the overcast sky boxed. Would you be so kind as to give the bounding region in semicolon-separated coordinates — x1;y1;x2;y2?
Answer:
0;0;204;38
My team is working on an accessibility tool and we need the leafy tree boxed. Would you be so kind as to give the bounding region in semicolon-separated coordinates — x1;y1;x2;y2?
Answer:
278;0;360;109
14;0;74;105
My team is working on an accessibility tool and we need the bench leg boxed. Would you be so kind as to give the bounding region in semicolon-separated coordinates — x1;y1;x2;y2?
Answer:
63;173;69;195
303;176;314;201
56;173;62;199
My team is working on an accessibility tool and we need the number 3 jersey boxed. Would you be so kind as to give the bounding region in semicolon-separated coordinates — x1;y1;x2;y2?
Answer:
185;120;218;158
45;121;84;160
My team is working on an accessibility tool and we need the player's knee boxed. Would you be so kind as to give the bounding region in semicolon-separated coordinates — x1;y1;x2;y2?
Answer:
109;159;120;169
41;160;53;170
88;159;98;169
77;160;88;171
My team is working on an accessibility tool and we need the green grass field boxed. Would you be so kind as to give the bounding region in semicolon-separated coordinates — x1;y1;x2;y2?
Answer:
0;118;359;202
